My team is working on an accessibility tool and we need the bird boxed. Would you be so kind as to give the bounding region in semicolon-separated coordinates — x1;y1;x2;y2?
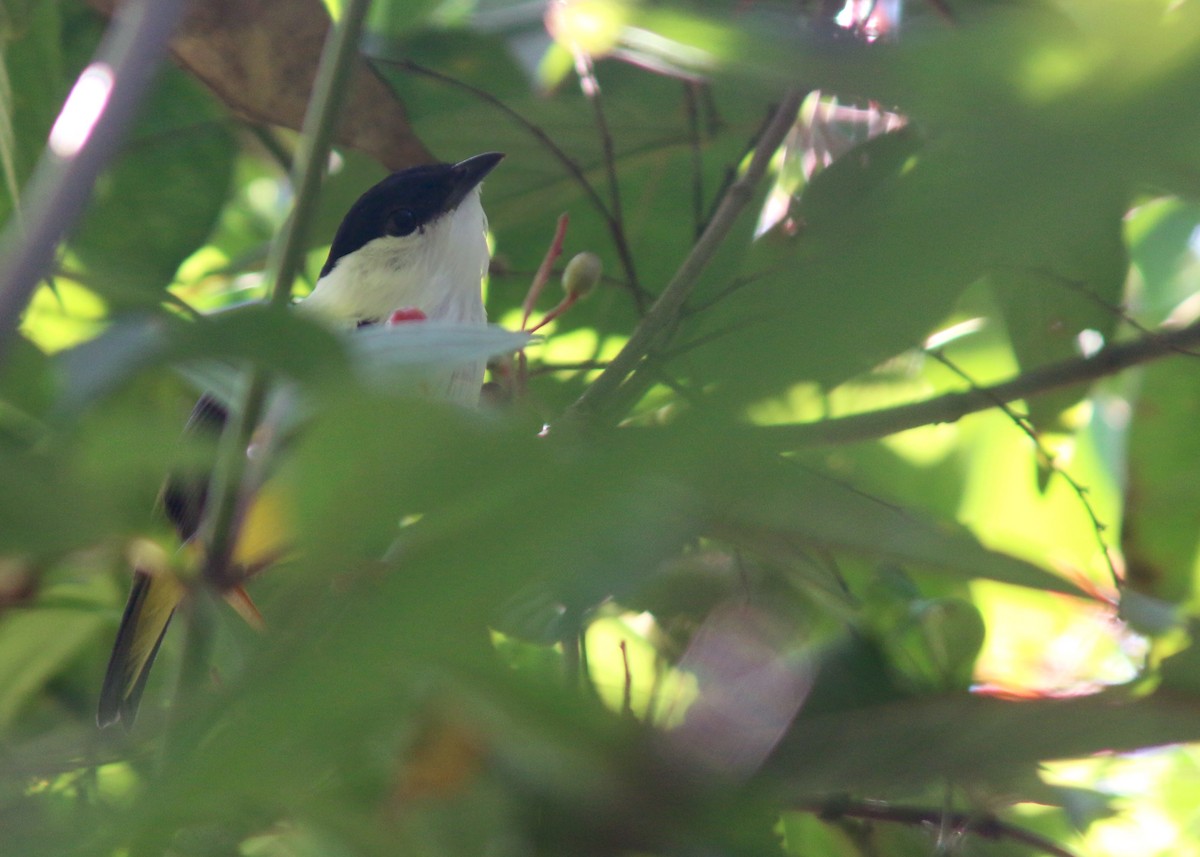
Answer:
96;152;505;729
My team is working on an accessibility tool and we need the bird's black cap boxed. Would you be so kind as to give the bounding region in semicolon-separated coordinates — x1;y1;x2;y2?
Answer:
319;152;504;278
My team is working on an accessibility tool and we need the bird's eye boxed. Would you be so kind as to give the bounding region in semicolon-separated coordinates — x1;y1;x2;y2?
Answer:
384;209;417;237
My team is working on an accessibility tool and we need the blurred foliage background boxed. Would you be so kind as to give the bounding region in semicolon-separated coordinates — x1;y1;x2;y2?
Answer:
4;0;1200;854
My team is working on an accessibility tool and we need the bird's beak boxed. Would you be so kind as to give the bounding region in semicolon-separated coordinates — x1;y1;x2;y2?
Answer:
442;152;505;213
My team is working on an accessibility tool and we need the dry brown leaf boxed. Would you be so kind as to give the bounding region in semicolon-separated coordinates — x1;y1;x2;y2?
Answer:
86;0;433;170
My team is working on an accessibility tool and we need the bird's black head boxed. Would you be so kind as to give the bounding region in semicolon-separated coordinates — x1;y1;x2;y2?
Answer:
319;152;504;278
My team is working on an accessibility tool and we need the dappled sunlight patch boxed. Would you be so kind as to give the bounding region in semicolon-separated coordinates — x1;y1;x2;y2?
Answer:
1020;43;1094;103
1043;749;1200;857
971;581;1144;697
171;245;232;297
93;760;140;805
497;308;628;380
881;424;959;468
957;409;1123;593
20;278;106;352
584;611;695;727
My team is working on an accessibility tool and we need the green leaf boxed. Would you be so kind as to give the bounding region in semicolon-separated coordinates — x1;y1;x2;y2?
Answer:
365;0;452;40
0;334;54;433
988;207;1128;427
0;591;107;732
639;3;1199;403
54;305;347;413
1159;632;1200;697
348;322;531;373
1126;197;1200;324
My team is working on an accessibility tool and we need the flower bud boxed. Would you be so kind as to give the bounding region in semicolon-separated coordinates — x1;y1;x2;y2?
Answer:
561;252;602;300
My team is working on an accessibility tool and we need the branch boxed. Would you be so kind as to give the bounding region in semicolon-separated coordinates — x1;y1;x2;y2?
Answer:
565;89;805;425
760;319;1200;447
797;797;1080;857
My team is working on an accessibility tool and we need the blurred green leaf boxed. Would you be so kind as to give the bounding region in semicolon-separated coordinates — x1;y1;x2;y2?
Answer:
0;591;108;732
54;305;346;413
365;0;455;41
988;206;1127;427
349;321;531;374
0;335;54;435
1127;198;1200;323
645;3;1200;402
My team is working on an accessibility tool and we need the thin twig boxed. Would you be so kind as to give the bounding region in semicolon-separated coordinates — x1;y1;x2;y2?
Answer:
798;798;1079;857
522;213;571;329
565;90;805;425
604;351;702;418
679;264;784;318
759;315;1200;448
380;58;649;312
927;350;1121;590
699;83;723;138
572;49;626;268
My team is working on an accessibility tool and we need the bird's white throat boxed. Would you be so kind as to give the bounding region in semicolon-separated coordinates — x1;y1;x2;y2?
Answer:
301;189;490;327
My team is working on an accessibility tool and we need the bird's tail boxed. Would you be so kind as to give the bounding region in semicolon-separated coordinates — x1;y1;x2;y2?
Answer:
96;486;289;728
97;546;185;729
